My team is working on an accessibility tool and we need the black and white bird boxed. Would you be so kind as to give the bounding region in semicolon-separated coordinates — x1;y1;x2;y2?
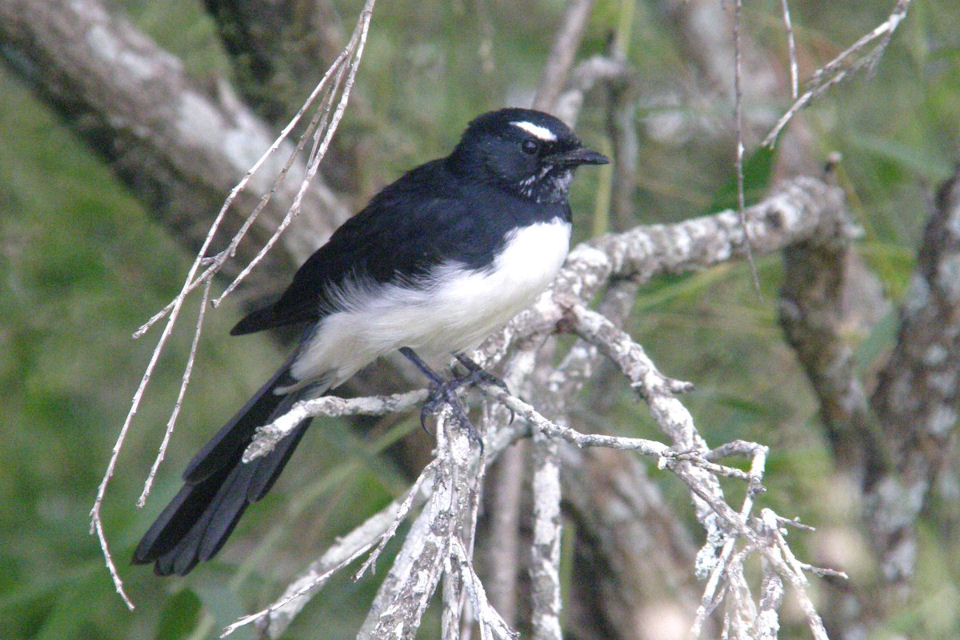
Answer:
132;108;608;576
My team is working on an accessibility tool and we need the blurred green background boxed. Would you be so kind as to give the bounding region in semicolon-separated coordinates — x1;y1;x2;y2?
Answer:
2;0;959;638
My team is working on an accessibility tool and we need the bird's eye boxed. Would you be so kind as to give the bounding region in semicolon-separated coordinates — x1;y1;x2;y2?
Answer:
521;139;539;155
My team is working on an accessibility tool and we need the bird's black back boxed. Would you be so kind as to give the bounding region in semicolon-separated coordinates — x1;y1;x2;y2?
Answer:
231;158;571;335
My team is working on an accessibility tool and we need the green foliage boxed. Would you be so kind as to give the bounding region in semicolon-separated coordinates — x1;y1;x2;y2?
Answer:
156;589;202;640
708;144;779;212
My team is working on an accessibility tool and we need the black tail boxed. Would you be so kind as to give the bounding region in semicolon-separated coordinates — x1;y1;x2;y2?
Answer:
132;361;312;576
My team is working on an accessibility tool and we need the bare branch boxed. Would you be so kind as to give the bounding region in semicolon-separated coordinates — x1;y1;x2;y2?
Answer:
866;165;960;583
755;571;785;640
449;539;518;640
241;355;834;639
479;350;539;624
66;0;376;608
244;390;426;463
529;430;563;640
224;465;435;638
763;0;913;146
544;279;702;637
356;406;477;640
534;0;597;113
780;0;799;99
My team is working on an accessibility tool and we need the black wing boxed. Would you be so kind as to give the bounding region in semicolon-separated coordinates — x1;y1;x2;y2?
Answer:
231;160;456;335
231;158;566;336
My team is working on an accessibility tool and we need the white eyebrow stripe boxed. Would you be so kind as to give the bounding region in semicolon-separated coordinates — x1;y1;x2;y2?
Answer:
510;120;558;142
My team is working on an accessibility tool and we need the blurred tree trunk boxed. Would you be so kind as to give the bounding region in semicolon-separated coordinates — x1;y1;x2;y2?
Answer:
202;0;346;125
202;0;367;193
0;0;351;303
782;164;960;633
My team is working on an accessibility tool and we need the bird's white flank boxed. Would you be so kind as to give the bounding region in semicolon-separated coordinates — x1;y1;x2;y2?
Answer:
291;219;572;388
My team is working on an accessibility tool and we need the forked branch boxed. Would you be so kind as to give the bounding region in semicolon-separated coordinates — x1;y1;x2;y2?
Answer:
216;175;855;639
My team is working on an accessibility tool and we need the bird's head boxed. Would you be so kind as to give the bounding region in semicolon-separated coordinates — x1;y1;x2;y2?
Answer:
448;108;609;203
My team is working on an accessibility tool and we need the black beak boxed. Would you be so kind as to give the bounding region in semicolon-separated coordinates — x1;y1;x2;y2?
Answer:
548;146;610;167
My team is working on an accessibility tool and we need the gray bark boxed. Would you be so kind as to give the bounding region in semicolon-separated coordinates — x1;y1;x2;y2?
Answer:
0;0;351;300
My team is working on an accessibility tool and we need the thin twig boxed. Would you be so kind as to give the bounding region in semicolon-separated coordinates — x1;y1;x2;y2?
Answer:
780;0;799;99
695;443;769;636
354;459;439;579
222;466;435;637
137;277;213;506
451;538;518;640
214;0;376;305
243;390;426;462
132;45;345;336
222;540;373;637
733;0;761;295
92;0;378;609
763;0;912;146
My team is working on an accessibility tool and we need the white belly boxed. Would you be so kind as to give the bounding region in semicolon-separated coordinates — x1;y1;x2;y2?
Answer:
290;219;571;389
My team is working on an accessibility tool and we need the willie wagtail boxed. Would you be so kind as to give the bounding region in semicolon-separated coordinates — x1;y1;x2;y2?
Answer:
132;108;608;576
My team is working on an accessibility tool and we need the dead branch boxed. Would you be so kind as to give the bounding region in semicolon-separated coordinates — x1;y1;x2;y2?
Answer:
763;0;913;146
867;166;960;581
0;0;351;292
26;0;378;606
229;176;853;639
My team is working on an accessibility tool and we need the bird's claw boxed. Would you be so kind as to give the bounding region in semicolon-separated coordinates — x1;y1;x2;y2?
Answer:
453;354;509;392
419;378;484;451
401;348;503;450
452;355;515;424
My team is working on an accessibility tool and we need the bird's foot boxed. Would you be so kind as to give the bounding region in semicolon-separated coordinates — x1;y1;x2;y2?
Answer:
420;378;482;449
452;354;509;393
453;354;514;424
400;348;488;449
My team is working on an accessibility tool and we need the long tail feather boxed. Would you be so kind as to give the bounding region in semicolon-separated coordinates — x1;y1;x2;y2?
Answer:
133;360;312;576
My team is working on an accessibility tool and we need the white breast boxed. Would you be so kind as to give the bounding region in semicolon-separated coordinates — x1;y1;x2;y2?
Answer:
290;219;572;389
